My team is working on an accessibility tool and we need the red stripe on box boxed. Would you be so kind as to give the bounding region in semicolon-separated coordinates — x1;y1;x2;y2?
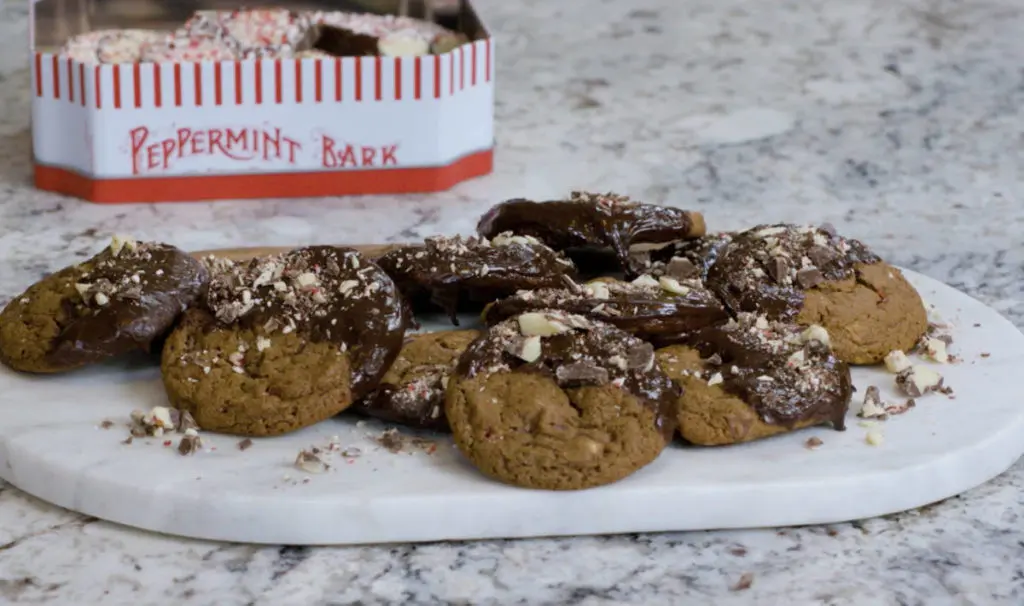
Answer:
485;39;491;82
214;62;223;105
315;59;322;102
449;52;454;95
433;55;441;98
52;55;60;99
153;63;162;108
234;61;243;104
67;58;74;103
35;149;495;203
79;62;86;106
95;65;102;108
414;57;422;99
459;46;465;90
295;59;302;103
334;58;342;101
255;61;263;104
394;57;402;100
35;54;42;97
471;43;477;86
374;56;382;101
174;64;182;107
112;65;121;108
355;58;362;101
274;60;282;104
133;63;142;108
193;63;202;106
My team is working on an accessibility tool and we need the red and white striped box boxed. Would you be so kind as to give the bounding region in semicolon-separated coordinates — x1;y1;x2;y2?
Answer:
29;3;494;204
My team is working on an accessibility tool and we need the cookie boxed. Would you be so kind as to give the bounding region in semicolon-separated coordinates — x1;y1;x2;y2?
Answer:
0;236;206;374
482;273;728;345
476;191;706;278
446;310;678;490
657;313;852;446
375;234;578;323
161;246;410;437
353;329;480;431
705;223;927;364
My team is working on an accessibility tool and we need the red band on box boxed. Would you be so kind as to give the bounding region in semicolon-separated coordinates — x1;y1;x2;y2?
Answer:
35;53;42;97
274;60;283;104
193;63;202;106
415;57;422;100
79;62;86;107
173;64;182;107
255;61;263;104
485;39;491;82
394;57;402;100
471;43;477;86
112;65;122;108
355;58;363;101
51;55;60;99
214;62;223;106
374;56;382;101
35;149;495;203
153;63;162;108
234;61;243;104
67;58;75;103
133;63;142;108
295;59;303;103
433;55;441;99
315;59;323;102
95;65;103;108
459;46;465;91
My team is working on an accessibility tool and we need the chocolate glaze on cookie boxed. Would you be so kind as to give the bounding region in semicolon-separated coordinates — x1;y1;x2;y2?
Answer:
685;313;852;430
203;246;409;399
476;192;706;277
706;223;880;320
646;232;734;282
457;311;678;439
353;329;479;432
0;237;206;373
482;274;729;345
375;234;577;324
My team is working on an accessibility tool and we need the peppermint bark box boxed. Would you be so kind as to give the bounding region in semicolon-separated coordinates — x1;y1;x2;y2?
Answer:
29;0;494;203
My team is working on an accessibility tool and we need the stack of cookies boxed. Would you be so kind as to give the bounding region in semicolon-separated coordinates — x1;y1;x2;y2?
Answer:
0;192;929;492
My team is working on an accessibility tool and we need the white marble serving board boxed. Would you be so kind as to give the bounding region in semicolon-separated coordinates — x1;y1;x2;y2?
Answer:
0;270;1022;545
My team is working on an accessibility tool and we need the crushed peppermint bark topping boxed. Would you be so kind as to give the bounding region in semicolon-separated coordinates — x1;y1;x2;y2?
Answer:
455;310;678;431
686;313;852;429
194;246;409;399
707;223;881;319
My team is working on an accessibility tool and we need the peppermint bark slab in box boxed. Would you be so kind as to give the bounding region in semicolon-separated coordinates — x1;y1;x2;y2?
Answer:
29;0;494;203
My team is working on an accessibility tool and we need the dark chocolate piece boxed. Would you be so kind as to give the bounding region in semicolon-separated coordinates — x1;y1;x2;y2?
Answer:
375;234;577;324
482;275;729;345
476;192;706;278
687;313;852;430
705;224;880;320
647;232;735;281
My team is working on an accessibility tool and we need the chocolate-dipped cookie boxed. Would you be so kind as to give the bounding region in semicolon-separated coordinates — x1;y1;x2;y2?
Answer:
161;246;410;437
375;234;577;323
482;273;728;345
0;236;206;373
353;329;480;431
446;310;678;490
705;223;927;364
657;313;852;446
476;191;706;277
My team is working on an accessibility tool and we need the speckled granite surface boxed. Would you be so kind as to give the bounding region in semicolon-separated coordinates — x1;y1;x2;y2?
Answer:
1;0;1023;603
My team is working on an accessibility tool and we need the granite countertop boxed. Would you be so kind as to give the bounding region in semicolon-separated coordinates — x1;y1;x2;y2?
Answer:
2;0;1023;603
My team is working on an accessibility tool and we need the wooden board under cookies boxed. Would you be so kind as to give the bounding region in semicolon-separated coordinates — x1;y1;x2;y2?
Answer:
191;243;404;262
